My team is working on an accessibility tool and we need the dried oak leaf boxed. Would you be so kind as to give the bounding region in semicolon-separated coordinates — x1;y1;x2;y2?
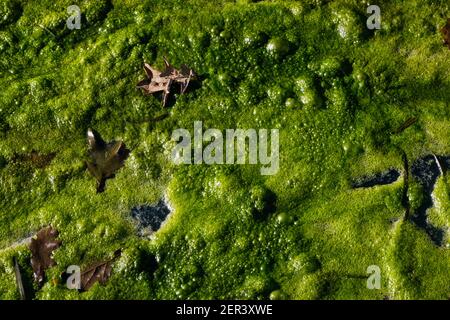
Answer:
441;18;450;49
136;57;196;107
29;226;61;286
86;129;130;193
80;250;121;291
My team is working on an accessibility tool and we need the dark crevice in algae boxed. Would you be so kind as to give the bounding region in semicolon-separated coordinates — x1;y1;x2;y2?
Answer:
130;199;172;237
402;151;410;220
351;168;400;188
352;153;447;246
410;155;445;246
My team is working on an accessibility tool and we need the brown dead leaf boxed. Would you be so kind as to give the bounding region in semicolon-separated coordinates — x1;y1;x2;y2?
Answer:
441;18;450;49
80;250;121;291
29;226;61;286
137;57;196;107
86;129;130;193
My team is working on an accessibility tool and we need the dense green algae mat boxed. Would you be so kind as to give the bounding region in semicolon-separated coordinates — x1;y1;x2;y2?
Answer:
1;0;450;299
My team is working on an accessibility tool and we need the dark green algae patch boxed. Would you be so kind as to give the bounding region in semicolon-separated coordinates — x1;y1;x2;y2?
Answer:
0;0;450;299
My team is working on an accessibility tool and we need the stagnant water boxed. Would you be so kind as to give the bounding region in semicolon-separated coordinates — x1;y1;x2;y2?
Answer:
410;155;445;246
130;199;172;237
352;155;448;247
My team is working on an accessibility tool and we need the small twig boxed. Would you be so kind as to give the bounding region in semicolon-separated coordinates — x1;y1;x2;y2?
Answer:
36;24;56;38
13;257;27;300
393;117;417;134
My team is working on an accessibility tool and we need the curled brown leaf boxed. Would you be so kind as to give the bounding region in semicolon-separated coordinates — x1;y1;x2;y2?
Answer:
86;129;129;193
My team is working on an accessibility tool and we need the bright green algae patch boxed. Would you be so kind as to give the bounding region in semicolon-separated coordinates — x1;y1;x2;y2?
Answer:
0;0;450;299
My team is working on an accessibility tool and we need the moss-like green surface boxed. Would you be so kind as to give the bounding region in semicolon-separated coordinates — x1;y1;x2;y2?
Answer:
0;0;449;299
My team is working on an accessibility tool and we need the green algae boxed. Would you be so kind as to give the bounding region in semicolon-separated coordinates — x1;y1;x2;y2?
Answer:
0;0;449;300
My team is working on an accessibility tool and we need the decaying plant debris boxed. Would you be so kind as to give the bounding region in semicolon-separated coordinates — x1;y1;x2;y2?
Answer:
79;249;121;291
13;257;26;300
136;57;196;107
441;18;450;49
13;226;120;294
393;117;417;134
29;226;61;286
86;129;130;193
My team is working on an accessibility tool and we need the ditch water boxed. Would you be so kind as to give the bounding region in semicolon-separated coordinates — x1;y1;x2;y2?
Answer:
410;155;446;246
352;154;449;246
130;199;172;237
